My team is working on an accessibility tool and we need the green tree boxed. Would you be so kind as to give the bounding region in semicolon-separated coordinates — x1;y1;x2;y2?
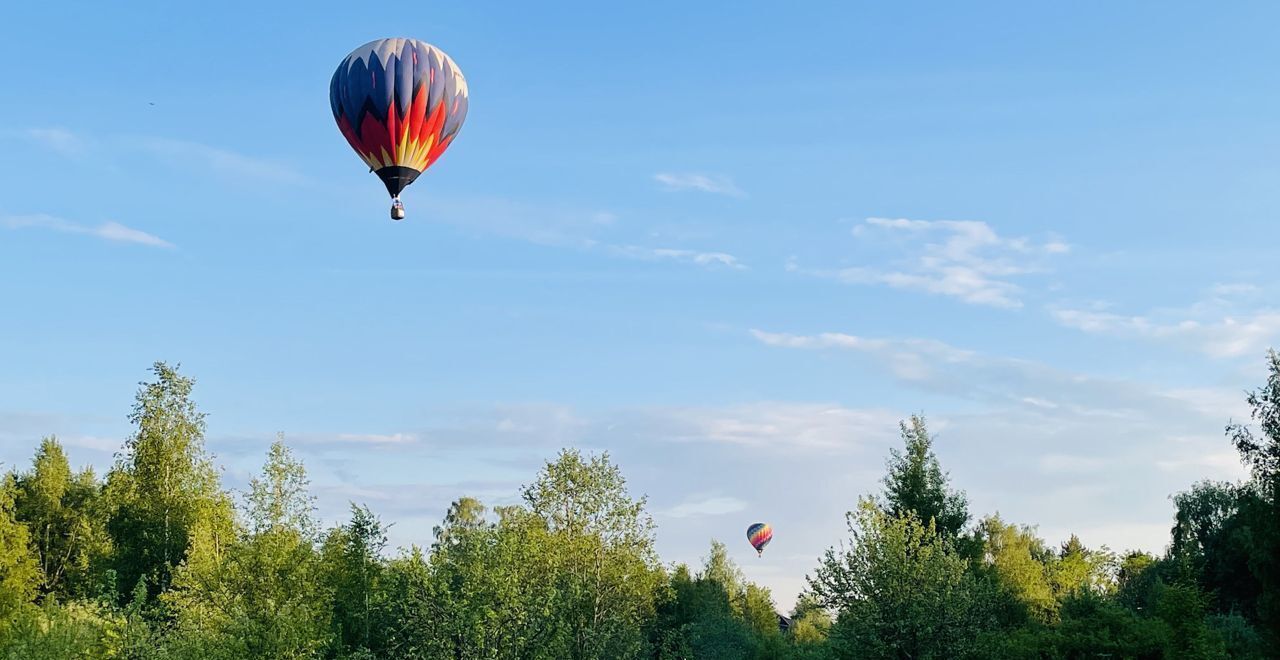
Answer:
431;496;487;549
320;504;389;656
0;473;41;633
700;540;744;610
789;593;832;647
1050;534;1116;599
881;415;969;540
808;499;995;659
977;515;1056;622
1153;581;1228;659
1225;349;1280;639
12;438;112;601
164;436;330;658
665;540;788;659
246;434;316;537
427;503;567;658
520;449;666;659
105;362;236;604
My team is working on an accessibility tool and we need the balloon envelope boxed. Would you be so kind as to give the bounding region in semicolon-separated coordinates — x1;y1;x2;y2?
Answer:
329;38;469;199
747;522;773;555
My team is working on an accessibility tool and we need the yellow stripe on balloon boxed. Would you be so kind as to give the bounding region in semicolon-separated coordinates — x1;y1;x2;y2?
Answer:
396;129;411;165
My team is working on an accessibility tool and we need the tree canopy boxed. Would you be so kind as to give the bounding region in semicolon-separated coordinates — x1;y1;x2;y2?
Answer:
1;358;1278;657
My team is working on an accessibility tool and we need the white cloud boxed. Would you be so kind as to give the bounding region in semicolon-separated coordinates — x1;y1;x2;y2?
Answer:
8;126;306;186
653;172;744;197
2;214;173;248
659;495;748;519
1209;283;1260;297
750;328;1245;425
751;329;979;383
136;137;307;185
431;196;745;270
798;218;1067;308
23;127;86;156
1051;306;1280;359
305;432;420;446
1155;451;1246;478
748;328;1265;562
612;246;745;269
617;402;902;452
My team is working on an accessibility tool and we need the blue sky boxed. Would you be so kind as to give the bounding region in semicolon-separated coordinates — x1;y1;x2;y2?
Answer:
3;1;1280;607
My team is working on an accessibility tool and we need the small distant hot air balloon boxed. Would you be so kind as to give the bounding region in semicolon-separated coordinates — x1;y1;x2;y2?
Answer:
747;522;772;557
330;38;469;220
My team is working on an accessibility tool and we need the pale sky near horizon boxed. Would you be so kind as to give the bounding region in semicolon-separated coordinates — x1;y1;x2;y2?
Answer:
2;1;1278;609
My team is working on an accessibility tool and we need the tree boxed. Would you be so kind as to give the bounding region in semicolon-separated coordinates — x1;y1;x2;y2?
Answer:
0;473;41;631
808;499;995;659
700;540;744;610
105;362;235;603
245;434;316;537
1153;581;1228;659
1164;481;1262;622
789;593;832;646
977;515;1056;622
423;503;568;659
1115;550;1164;612
520;449;667;659
1050;534;1116;599
164;437;330;658
1228;350;1280;498
320;504;389;656
881;415;969;540
1224;350;1280;639
431;496;487;550
12;438;112;600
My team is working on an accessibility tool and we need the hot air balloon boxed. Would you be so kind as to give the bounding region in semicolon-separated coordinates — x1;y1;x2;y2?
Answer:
747;522;772;557
330;38;469;220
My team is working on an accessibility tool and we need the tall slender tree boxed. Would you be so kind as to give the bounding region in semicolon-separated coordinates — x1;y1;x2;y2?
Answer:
881;415;969;540
104;361;235;603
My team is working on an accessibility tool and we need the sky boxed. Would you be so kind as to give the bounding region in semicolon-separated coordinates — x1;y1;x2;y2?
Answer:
3;1;1280;609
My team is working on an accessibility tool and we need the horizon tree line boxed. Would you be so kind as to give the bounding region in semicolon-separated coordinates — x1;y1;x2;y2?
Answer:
0;356;1277;658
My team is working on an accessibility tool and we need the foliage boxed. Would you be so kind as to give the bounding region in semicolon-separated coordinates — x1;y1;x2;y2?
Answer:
163;437;330;658
12;437;113;600
0;474;41;634
808;499;997;659
105;362;236;605
977;514;1057;622
4;358;1280;658
880;415;969;540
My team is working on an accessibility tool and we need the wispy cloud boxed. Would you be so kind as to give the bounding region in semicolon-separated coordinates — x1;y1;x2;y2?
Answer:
653;172;744;197
135;137;307;185
749;328;1242;424
335;432;419;445
284;431;421;447
609;245;745;269
8;126;306;186
2;214;173;248
433;197;745;270
1051;288;1280;359
795;218;1067;308
22;127;87;156
610;402;902;453
658;495;748;519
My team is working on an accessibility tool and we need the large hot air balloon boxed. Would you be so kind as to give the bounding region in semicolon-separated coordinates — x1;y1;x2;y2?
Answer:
330;38;469;220
747;522;772;557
